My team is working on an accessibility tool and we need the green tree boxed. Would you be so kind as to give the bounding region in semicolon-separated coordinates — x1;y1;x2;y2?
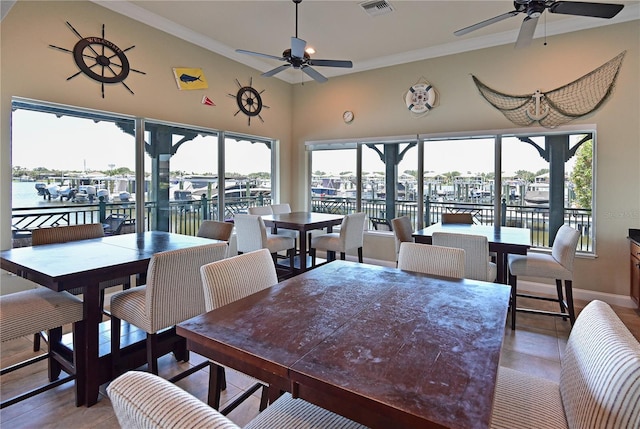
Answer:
570;140;592;209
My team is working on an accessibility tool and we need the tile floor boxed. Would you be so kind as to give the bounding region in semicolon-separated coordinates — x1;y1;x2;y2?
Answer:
1;292;638;429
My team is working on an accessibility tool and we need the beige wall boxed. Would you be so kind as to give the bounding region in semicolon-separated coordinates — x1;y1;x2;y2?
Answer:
1;1;639;299
291;21;640;298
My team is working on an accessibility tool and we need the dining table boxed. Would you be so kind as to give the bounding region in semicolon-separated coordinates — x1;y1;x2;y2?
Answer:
0;231;223;407
177;260;511;429
413;223;532;284
261;211;344;272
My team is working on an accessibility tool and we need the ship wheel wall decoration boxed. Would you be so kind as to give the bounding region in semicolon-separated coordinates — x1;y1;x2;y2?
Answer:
228;77;269;126
49;22;146;98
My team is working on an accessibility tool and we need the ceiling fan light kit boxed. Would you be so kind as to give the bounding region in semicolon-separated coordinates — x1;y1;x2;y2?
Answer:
235;0;353;83
454;0;624;48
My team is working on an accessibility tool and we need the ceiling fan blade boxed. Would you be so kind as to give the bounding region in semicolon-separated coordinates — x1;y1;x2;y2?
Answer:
454;10;521;36
236;49;284;62
548;1;624;19
262;64;292;78
291;37;306;59
515;15;539;49
301;66;328;83
308;59;353;68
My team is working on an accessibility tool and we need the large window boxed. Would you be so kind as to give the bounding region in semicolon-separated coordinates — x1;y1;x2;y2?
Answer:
10;98;276;239
308;128;594;253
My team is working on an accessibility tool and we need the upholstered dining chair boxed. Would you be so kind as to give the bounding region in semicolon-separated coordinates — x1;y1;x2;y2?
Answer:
441;212;474;224
247;205;273;215
197;220;234;242
1;287;84;408
233;214;295;273
108;371;368;429
507;224;581;330
269;203;299;245
432;232;497;282
310;212;366;266
397;242;466;279
110;243;228;378
391;216;414;264
199;249;276;413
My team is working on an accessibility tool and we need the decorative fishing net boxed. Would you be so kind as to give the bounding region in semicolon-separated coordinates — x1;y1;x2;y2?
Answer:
472;51;625;128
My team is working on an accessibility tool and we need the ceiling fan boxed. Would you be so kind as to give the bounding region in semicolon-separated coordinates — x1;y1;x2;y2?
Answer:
235;0;353;83
454;0;624;48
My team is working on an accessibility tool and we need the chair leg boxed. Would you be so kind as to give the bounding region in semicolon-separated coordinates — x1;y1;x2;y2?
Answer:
509;273;517;330
146;333;159;375
358;247;363;263
288;248;295;274
259;385;269;411
340;252;346;260
565;280;576;325
72;319;86;407
207;362;225;409
47;327;63;382
111;315;122;377
33;333;41;352
310;248;316;266
555;279;568;320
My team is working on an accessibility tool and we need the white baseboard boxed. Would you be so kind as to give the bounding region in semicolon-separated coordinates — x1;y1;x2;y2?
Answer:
517;280;636;309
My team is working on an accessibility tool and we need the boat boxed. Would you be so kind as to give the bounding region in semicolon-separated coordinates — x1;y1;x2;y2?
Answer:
524;183;549;206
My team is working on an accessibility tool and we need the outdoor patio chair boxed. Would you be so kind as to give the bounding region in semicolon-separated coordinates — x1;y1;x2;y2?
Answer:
102;213;129;235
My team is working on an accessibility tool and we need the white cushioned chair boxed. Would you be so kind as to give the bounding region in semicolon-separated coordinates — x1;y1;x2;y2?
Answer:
247;205;273;216
0;288;84;408
199;249;276;413
310;212;366;266
108;370;368;429
234;214;295;273
268;203;299;245
490;300;640;429
397;242;466;279
432;232;497;282
391;216;414;264
507;224;580;330
110;243;228;379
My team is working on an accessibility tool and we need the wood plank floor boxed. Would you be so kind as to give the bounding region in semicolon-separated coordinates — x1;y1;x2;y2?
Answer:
1;290;638;428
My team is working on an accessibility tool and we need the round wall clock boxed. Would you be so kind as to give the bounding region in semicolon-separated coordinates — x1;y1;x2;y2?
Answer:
228;77;269;126
49;22;145;98
343;110;354;124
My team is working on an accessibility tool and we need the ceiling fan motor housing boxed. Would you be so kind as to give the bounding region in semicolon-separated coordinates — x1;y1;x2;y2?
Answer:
527;1;546;18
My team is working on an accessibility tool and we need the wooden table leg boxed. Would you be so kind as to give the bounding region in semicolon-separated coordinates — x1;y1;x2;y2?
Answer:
82;282;101;407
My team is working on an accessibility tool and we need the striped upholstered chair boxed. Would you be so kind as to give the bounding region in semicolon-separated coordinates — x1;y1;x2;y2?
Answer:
0;288;84;408
397;242;466;279
110;243;228;378
199;249;276;412
491;300;640;429
432;232;497;282
391;216;414;264
108;371;368;429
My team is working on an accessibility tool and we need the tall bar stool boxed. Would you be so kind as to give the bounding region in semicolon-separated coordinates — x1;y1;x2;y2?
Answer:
1;288;85;408
507;225;581;330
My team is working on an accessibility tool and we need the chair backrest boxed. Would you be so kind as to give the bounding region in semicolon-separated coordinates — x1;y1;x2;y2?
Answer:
441;213;474;224
197;220;234;242
104;213;128;235
234;214;268;253
270;203;292;214
551;225;580;272
397;242;465;279
559;300;640;429
432;232;493;281
32;223;104;245
339;212;367;250
247;205;273;216
391;216;414;258
145;243;228;332
370;217;392;231
107;371;240;429
200;248;278;312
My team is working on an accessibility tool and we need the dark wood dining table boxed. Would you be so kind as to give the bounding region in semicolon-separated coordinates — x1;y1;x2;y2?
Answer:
0;231;222;407
413;223;532;284
261;211;344;272
177;260;511;429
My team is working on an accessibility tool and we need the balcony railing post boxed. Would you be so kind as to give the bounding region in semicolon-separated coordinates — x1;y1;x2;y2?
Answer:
201;194;208;220
99;197;106;223
424;198;431;226
501;199;507;226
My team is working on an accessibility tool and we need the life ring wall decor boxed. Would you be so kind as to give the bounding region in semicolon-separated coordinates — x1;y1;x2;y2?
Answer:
405;81;437;116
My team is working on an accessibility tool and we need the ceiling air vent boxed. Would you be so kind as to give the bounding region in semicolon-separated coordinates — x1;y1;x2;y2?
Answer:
359;0;394;17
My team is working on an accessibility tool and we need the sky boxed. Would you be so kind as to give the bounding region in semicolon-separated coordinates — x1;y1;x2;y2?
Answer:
12;109;576;177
